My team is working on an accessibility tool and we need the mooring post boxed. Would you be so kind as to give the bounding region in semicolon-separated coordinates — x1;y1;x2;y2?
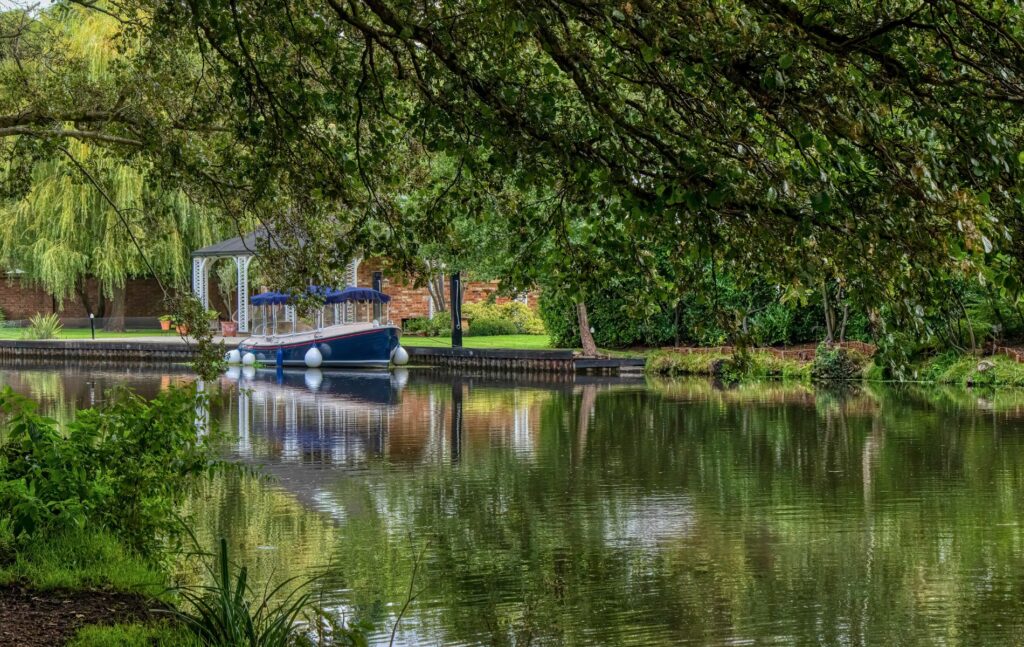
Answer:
450;272;463;348
372;271;383;321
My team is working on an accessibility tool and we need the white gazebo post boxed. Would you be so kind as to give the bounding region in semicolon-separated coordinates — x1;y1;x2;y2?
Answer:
235;255;252;333
192;257;209;307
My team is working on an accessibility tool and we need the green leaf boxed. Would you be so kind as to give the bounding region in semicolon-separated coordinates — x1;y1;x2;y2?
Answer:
979;191;991;206
811;191;832;213
778;53;794;70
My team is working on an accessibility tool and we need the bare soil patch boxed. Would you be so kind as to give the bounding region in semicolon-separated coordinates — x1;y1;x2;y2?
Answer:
0;585;165;646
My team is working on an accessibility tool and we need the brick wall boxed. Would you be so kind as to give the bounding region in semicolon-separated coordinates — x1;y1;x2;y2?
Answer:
355;258;538;323
0;276;165;321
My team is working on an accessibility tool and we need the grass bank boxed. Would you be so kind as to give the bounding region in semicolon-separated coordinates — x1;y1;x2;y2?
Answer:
907;353;1024;387
646;349;812;381
646;346;1024;387
403;334;552;349
0;528;188;646
0;328;176;340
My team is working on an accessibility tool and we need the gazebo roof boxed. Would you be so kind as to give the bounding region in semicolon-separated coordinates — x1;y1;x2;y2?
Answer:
191;231;268;258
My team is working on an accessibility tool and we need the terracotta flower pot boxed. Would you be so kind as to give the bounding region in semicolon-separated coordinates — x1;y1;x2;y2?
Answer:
220;321;237;337
160;319;171;331
175;324;189;335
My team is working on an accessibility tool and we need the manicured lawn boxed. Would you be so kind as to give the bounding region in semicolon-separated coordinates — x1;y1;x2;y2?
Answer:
0;328;175;340
403;334;553;350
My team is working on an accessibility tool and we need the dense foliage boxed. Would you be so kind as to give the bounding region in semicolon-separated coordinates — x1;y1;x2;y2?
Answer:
0;385;217;559
2;0;1024;364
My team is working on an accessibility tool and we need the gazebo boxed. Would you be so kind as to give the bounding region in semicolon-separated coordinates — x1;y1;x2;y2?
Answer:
191;232;361;334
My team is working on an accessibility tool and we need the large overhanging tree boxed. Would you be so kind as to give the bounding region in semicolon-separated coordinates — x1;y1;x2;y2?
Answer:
138;0;1023;340
4;0;1024;348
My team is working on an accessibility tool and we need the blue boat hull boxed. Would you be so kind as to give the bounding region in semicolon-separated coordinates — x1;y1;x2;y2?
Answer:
239;326;401;368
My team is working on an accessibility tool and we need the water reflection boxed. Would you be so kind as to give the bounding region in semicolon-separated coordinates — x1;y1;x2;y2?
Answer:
7;362;1024;645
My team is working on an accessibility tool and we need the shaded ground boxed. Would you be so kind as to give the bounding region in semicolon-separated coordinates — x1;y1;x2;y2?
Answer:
0;585;164;646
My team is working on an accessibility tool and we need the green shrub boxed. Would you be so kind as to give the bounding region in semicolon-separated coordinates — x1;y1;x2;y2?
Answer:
810;344;864;382
463;301;546;335
0;385;218;559
466;316;518;336
749;303;794;347
403;313;451;336
23;312;63;339
539;290;676;349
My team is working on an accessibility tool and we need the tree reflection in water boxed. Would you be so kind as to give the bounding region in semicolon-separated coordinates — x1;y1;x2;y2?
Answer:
6;362;1024;645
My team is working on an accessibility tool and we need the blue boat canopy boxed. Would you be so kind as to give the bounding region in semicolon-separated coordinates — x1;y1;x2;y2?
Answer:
330;287;391;304
251;287;390;306
250;291;291;306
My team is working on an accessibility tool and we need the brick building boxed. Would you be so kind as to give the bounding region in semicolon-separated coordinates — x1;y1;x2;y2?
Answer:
0;273;165;322
354;258;537;325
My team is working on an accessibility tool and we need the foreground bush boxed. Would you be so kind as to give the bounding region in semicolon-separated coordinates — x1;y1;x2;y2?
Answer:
0;385;217;559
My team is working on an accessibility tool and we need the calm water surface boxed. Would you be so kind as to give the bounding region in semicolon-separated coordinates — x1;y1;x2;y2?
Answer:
5;362;1024;645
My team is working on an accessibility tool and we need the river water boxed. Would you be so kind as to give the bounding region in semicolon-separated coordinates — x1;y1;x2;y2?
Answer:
4;362;1024;645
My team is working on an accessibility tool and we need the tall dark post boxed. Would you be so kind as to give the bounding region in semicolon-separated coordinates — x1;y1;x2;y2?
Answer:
450;272;463;347
372;271;383;321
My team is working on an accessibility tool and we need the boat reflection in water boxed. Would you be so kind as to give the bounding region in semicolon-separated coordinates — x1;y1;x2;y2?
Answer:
221;367;408;465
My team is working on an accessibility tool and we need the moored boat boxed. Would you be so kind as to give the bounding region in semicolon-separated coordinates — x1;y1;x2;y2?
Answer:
229;286;407;369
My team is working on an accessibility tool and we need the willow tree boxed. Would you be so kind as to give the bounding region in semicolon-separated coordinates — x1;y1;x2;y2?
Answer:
0;7;222;330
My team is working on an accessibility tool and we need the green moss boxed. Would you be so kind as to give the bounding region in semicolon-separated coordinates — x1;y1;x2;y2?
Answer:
69;623;198;647
0;527;164;594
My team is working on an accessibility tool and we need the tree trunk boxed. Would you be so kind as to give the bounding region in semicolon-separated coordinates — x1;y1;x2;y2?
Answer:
821;280;835;344
576;301;598;356
75;278;94;317
575;385;598;466
838;303;849;343
426;273;447;313
103;284;127;332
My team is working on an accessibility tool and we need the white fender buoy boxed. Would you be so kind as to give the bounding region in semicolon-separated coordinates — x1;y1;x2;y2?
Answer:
225;366;241;380
304;368;323;391
391;346;409;366
242;352;256;366
304;346;323;368
226;349;241;364
241;366;256;381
